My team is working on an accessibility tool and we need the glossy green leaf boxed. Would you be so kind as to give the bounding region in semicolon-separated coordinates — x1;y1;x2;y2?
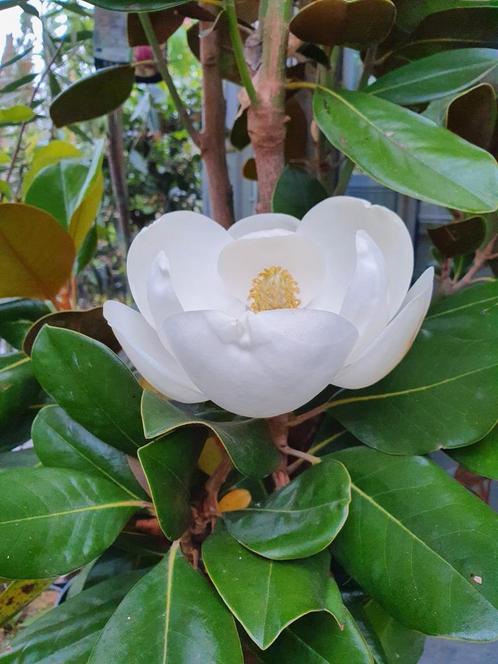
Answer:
0;104;34;125
0;448;39;470
23;306;121;355
331;447;498;640
89;544;243;663
142;391;279;478
84;0;189;10
25;160;89;229
224;458;351;560
50;65;134;127
0;353;40;440
22;139;81;194
138;428;204;540
32;405;146;499
32;326;145;454
331;281;498;454
394;0;498;31
313;87;498;213
449;425;498;479
428;216;486;257
0;409;38;453
0;467;143;579
203;524;346;649
272;165;327;219
0;578;52;627
1;570;145;663
0;298;50;349
259;610;374;663
368;47;498;105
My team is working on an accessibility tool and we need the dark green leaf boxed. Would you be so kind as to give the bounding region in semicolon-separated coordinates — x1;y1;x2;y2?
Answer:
331;447;498;640
32;326;145;454
330;281;498;454
0;46;32;71
1;570;145;663
0;467;143;579
0;73;36;93
50;65;134;127
0;298;50;349
428;216;486;257
0;448;39;470
84;0;190;9
449;425;498;479
394;0;498;31
203;523;346;649
446;83;497;150
138;427;204;539
75;223;98;273
313;87;498;213
89;544;243;663
142;391;279;478
224;458;351;560
32;405;146;499
23;306;120;355
272;165;327;219
368;47;498;105
259;610;374;663
0;353;40;441
25;160;89;229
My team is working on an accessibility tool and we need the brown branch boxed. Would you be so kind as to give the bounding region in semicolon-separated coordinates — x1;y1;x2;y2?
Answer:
450;234;497;293
199;15;235;228
248;0;293;213
107;109;131;255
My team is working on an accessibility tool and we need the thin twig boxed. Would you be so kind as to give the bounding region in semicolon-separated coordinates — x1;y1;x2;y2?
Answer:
139;13;201;147
450;234;498;292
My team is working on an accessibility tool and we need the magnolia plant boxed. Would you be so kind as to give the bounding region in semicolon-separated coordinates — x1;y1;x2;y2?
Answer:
2;1;498;663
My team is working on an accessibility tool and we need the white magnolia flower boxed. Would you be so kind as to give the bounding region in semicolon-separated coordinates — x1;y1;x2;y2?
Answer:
104;196;433;418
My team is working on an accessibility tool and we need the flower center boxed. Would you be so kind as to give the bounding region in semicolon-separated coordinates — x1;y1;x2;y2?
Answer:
248;265;301;313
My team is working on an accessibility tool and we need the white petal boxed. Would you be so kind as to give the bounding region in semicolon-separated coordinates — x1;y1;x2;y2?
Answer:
146;251;182;343
229;213;299;239
103;301;206;404
340;230;390;363
163;309;357;418
127;211;241;319
217;233;326;309
332;268;434;389
298;197;414;317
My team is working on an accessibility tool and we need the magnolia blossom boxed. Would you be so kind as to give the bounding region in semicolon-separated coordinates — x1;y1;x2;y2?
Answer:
104;196;433;418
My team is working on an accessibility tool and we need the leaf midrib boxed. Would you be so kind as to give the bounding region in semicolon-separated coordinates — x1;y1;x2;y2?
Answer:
0;500;142;526
350;483;497;612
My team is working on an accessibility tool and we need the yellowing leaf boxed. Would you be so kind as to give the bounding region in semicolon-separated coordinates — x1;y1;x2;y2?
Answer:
0;203;75;300
198;435;224;475
218;488;252;513
22;140;81;195
0;578;52;626
0;105;34;125
69;172;104;248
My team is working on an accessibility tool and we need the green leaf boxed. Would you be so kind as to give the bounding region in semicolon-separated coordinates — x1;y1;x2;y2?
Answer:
89;544;243;663
32;326;145;454
0;74;36;94
428;216;486;257
32;405;147;499
25;160;89;229
0;409;38;453
23;306;121;355
449;425;498;479
76;223;98;273
331;447;498;640
394;0;498;31
0;448;39;470
0;467;143;579
1;570;145;663
0;353;40;441
330;281;498;454
0;46;32;71
138;428;204;540
50;65;135;127
0;104;35;125
0;578;52;627
272;165;327;218
0;298;50;349
313;87;498;213
22;139;81;194
368;47;498;105
84;0;190;10
259;610;374;663
0;203;76;300
446;83;497;150
224;458;351;560
203;523;346;649
142;391;280;479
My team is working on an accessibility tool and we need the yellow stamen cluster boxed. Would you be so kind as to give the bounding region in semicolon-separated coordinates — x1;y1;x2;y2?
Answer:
248;265;301;313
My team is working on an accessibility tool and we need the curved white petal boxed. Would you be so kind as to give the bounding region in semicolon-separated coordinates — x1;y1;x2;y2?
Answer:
127;211;242;319
103;301;206;404
229;213;299;239
332;267;434;390
163;309;358;418
218;233;326;309
340;230;390;363
299;197;414;317
146;251;182;352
